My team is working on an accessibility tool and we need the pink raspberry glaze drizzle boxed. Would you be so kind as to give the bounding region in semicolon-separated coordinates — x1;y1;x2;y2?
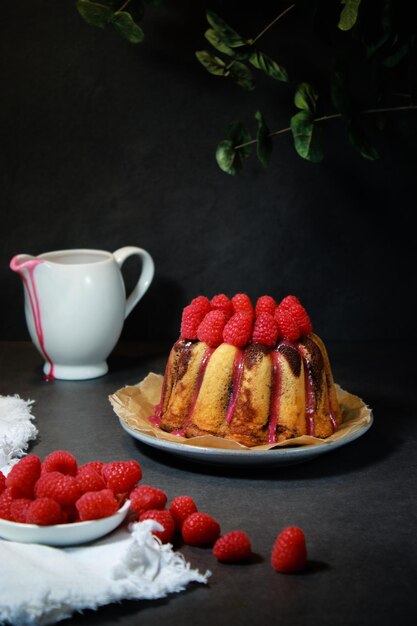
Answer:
171;346;214;436
224;349;244;424
297;345;316;436
149;346;178;427
268;350;282;444
10;256;55;381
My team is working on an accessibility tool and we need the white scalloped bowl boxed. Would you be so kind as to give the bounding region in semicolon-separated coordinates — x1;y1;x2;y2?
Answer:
0;500;131;546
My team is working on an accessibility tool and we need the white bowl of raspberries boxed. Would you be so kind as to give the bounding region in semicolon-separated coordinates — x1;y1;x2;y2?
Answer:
0;451;139;546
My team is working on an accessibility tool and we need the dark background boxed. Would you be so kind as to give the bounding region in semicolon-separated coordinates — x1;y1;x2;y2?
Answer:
1;0;415;345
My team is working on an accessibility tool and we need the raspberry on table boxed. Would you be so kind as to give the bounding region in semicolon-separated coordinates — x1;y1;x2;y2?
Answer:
213;530;252;563
26;498;63;526
271;526;307;573
197;310;227;348
5;454;41;498
252;312;279;347
76;489;119;521
223;311;253;347
35;471;82;507
102;460;142;495
130;485;167;516
10;498;32;523
255;295;277;317
75;465;106;494
139;509;175;544
278;295;313;336
231;293;254;317
181;512;221;546
169;495;198;530
41;450;78;476
274;308;300;341
210;294;234;319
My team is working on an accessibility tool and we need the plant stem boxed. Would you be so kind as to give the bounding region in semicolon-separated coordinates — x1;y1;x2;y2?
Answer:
118;0;132;13
252;3;296;45
233;104;417;149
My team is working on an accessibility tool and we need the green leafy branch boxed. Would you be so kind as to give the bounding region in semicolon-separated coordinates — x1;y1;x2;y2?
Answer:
74;0;417;174
198;1;417;174
195;6;293;91
76;0;163;44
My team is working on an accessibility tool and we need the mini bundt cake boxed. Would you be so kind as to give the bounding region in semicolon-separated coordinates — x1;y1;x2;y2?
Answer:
151;294;342;447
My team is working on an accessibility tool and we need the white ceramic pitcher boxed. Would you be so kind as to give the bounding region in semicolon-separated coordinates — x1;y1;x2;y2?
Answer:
10;247;154;380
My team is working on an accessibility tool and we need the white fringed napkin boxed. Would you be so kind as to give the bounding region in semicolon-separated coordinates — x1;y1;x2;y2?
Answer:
0;395;38;473
0;519;210;626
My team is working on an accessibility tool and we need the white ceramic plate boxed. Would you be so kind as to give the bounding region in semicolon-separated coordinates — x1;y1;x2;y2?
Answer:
119;415;373;467
0;500;130;546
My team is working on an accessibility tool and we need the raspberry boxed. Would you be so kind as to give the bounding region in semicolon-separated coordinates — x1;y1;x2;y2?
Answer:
26;498;63;526
34;471;82;507
231;293;254;317
76;489;119;521
197;310;227;348
42;450;78;476
189;295;212;317
78;461;105;475
0;488;14;520
252;312;279;346
0;471;5;495
180;304;205;340
181;512;221;546
10;498;32;523
213;530;252;562
139;509;175;544
278;295;312;336
130;485;167;516
6;454;42;498
271;526;307;573
102;460;142;495
169;495;198;530
223;311;253;347
210;294;233;319
274;308;300;341
75;465;106;494
255;295;277;316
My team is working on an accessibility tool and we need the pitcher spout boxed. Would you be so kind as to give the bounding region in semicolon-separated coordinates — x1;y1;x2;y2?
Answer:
10;254;42;273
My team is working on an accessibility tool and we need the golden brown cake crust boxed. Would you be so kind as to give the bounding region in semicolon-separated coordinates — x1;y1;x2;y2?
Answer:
156;333;342;446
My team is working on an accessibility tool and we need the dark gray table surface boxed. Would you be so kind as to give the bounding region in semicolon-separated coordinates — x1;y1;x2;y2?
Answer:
0;340;415;626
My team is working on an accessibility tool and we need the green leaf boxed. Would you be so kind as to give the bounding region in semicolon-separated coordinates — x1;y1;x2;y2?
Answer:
76;0;113;28
347;120;379;160
290;111;323;162
227;121;252;159
255;111;272;168
294;83;319;113
206;11;247;48
338;0;362;32
111;11;144;43
382;36;416;68
195;51;228;76
331;64;351;118
216;140;242;175
229;62;255;91
205;29;235;56
249;50;288;82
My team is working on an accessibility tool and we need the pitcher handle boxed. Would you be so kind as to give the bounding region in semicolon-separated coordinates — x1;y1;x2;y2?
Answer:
113;246;155;319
